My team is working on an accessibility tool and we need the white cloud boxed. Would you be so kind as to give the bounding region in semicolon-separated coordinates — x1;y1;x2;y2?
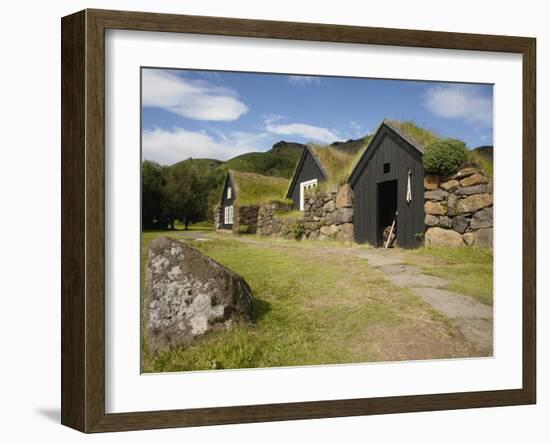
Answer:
142;127;268;165
142;70;248;121
262;113;285;125
265;121;339;143
424;84;493;127
287;75;323;86
349;121;365;138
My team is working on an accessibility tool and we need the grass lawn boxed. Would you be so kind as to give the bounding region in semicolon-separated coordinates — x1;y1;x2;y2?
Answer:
141;231;485;373
401;246;493;305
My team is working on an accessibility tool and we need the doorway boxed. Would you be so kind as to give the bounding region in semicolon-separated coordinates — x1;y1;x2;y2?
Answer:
377;180;398;246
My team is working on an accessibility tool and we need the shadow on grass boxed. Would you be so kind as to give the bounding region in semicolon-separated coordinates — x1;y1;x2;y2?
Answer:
252;297;271;321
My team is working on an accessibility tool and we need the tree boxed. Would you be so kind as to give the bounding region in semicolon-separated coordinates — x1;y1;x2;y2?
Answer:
163;163;212;230
141;160;167;229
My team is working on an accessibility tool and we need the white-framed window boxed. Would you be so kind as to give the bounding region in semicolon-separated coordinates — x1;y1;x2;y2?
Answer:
227;187;232;199
224;205;234;224
299;179;318;211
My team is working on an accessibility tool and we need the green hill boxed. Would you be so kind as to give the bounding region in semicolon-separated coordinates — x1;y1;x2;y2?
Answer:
168;141;303;179
162;141;304;219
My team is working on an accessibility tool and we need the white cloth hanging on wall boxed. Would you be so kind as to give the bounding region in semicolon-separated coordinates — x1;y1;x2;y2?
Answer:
406;169;412;203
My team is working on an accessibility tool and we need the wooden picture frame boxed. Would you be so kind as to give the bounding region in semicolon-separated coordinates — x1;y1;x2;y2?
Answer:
61;9;536;433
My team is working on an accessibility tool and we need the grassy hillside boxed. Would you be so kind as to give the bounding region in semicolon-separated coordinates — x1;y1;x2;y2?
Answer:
165;141;302;220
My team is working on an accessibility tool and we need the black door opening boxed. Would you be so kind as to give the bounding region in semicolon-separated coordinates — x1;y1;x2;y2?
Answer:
377;180;398;247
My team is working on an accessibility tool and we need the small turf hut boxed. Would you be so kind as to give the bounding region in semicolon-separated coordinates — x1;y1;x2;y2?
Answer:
348;120;436;248
286;142;369;211
218;170;290;233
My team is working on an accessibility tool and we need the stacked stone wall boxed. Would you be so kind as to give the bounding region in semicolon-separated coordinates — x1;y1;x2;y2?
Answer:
424;167;493;248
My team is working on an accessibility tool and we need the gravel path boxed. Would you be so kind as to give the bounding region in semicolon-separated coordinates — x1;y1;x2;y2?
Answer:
356;248;493;352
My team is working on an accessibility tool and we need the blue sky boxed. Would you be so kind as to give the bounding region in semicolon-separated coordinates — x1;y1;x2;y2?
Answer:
142;68;493;165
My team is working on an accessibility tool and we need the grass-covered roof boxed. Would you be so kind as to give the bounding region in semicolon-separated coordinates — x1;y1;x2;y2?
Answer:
305;120;440;190
230;170;290;206
382;119;439;152
308;136;373;189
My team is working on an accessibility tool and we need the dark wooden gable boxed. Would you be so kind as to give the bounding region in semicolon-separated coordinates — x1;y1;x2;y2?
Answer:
349;123;425;248
286;146;328;209
220;172;236;230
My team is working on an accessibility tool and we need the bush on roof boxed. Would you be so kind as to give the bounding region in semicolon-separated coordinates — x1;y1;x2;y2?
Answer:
423;138;468;176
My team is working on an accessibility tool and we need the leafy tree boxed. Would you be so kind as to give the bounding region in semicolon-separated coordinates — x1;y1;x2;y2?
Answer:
141;160;167;229
163;162;213;230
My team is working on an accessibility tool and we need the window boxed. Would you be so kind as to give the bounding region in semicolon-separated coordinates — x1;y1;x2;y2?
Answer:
224;205;234;224
383;162;390;174
227;187;232;199
299;179;318;211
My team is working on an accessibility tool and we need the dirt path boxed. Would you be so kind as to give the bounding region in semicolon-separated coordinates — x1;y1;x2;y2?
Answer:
356;248;493;352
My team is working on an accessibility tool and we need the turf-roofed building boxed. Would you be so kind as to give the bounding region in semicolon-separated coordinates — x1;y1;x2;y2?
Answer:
285;119;433;247
217;119;492;248
216;170;290;233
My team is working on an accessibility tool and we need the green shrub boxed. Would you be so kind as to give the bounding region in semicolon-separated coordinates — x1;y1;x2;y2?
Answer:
423;138;468;176
290;221;305;240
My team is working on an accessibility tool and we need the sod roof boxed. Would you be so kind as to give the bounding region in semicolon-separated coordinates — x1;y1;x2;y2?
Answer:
382;119;439;153
229;170;290;206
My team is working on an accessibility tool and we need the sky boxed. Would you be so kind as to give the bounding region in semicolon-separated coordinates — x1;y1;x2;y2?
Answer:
141;68;493;165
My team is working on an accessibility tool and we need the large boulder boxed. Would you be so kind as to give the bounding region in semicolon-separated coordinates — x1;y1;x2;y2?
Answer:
453;167;476;180
460;173;489;187
320;224;339;237
473;228;493;248
424;189;448;201
425;201;447;216
424;175;440;190
425;227;464;247
144;237;254;353
425;214;439;227
456;193;493;214
452;216;469;234
470;207;493;230
323;199;336;213
455;184;489;196
440;179;459;192
437;216;452;228
336;223;354;241
328;207;353;225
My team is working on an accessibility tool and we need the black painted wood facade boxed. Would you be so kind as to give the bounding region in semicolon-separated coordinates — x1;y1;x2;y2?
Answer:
286;146;328;209
220;172;235;230
349;124;425;248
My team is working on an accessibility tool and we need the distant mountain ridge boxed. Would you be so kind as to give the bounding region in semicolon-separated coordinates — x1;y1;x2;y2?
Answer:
473;145;493;160
168;137;375;179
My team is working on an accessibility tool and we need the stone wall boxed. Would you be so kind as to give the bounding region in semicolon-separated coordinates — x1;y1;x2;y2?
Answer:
213;204;259;233
302;184;354;241
257;184;354;241
257;202;293;237
233;205;260;234
424;167;493;248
